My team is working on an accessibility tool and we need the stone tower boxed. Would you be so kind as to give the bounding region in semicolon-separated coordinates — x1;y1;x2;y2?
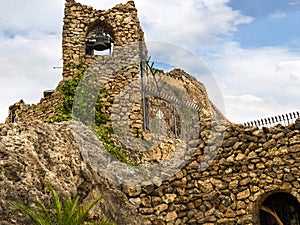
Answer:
62;0;146;80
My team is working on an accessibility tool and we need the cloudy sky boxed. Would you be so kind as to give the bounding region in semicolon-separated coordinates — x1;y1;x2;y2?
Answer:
0;0;299;123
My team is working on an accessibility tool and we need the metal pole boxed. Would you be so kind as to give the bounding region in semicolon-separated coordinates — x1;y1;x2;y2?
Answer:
173;106;177;137
140;60;148;130
139;40;149;131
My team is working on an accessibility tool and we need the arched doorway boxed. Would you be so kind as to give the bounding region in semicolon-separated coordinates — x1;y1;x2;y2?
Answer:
260;192;300;225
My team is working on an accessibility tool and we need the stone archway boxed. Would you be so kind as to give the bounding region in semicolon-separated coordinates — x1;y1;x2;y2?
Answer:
259;192;300;225
85;21;114;56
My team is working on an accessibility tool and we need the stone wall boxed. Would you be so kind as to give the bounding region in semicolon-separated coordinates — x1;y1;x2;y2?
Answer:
126;119;300;225
6;0;222;134
5;91;62;124
6;61;220;152
6;0;147;123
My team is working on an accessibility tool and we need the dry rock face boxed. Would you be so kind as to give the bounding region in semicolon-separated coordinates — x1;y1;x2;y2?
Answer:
0;121;147;225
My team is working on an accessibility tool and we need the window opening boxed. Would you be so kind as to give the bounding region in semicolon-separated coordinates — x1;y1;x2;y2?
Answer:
260;192;300;225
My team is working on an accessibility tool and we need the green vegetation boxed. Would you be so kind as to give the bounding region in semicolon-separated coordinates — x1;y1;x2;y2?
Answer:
11;181;115;225
45;62;135;165
45;63;87;123
96;126;136;165
133;128;141;138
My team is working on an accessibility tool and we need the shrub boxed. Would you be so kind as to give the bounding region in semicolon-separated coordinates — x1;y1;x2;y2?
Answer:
11;181;115;225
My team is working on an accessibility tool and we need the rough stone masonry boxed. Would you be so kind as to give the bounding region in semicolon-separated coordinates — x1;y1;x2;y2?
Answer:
2;0;300;225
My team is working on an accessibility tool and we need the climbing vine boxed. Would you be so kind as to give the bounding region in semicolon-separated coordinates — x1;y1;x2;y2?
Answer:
45;63;87;123
45;62;136;165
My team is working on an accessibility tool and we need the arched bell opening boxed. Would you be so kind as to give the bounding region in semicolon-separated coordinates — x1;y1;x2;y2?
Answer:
85;21;114;56
259;192;300;225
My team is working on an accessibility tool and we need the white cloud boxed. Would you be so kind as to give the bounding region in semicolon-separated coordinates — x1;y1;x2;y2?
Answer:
226;94;263;103
78;0;253;48
269;11;287;20
137;0;253;48
223;92;295;124
276;60;300;77
0;0;64;122
206;42;300;123
289;0;300;6
0;32;62;122
0;0;63;33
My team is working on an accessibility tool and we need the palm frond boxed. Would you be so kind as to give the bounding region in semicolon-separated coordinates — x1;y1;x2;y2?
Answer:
63;196;80;223
32;199;51;217
44;181;63;225
76;196;103;225
11;202;50;225
11;181;107;225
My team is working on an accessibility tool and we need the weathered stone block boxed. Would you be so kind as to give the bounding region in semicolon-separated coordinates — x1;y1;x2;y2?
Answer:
237;189;250;200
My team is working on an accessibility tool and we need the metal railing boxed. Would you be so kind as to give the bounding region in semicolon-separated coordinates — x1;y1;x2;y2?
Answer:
243;111;299;128
145;87;201;112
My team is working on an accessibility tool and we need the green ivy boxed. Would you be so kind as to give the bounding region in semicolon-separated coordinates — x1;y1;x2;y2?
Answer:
45;63;86;123
95;126;136;166
45;62;135;165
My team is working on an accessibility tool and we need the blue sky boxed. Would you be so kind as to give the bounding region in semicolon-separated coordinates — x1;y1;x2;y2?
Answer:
229;0;300;50
0;0;299;123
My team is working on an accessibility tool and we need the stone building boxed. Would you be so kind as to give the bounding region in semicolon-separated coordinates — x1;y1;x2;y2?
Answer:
2;1;300;225
61;0;146;80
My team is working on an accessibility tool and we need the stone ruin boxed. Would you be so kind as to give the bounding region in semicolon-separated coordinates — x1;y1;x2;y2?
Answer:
2;1;300;225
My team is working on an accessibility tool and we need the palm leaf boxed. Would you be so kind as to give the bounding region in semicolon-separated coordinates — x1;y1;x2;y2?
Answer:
31;199;55;224
11;181;107;225
31;199;51;217
76;196;103;225
44;181;63;225
63;196;80;223
11;202;50;225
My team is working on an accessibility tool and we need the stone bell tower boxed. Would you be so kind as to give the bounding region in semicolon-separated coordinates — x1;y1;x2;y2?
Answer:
62;0;146;80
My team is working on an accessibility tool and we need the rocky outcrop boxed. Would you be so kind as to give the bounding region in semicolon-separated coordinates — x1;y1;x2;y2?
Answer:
0;120;147;225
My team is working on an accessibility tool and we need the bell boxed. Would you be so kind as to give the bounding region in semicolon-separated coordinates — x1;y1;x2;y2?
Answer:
93;36;111;51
